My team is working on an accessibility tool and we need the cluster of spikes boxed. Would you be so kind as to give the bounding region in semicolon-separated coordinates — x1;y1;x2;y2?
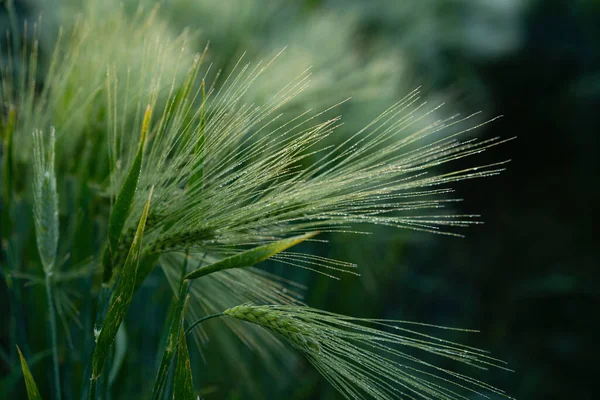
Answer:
1;3;513;399
110;52;510;283
112;48;512;399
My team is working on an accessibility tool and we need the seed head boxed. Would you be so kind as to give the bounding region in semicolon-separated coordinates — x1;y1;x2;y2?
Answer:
223;304;512;400
224;305;322;353
32;128;59;273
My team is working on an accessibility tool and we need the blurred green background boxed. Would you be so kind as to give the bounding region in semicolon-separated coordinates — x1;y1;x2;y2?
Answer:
1;0;598;399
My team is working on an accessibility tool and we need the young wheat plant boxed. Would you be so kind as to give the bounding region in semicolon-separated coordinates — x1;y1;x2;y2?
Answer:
0;3;513;399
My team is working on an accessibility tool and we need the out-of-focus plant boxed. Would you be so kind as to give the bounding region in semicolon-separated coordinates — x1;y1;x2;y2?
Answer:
0;1;513;399
35;0;415;133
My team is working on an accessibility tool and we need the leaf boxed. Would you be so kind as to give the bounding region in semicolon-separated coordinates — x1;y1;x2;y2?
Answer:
0;349;50;397
92;188;153;380
173;314;195;400
151;279;190;400
184;232;318;280
103;105;152;283
16;346;42;400
108;323;127;387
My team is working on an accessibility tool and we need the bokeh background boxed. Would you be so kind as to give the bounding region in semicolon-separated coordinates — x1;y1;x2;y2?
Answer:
1;0;598;399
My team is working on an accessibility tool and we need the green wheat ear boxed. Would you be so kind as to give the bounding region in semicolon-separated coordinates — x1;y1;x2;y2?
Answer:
222;304;512;400
32;128;59;273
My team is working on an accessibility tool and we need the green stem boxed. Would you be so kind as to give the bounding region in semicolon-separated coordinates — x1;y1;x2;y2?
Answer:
184;312;224;336
46;272;61;400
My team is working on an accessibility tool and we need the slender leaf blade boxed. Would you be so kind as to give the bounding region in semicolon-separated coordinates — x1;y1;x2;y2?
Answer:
92;189;153;380
16;346;42;400
104;105;151;283
151;279;190;400
184;232;318;280
173;316;195;400
108;323;127;387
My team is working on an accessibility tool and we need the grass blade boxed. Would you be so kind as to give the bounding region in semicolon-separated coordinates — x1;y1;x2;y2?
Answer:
91;188;153;386
151;278;190;400
184;232;318;280
108;324;127;387
16;346;42;400
173;304;195;400
103;105;152;283
0;350;50;396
